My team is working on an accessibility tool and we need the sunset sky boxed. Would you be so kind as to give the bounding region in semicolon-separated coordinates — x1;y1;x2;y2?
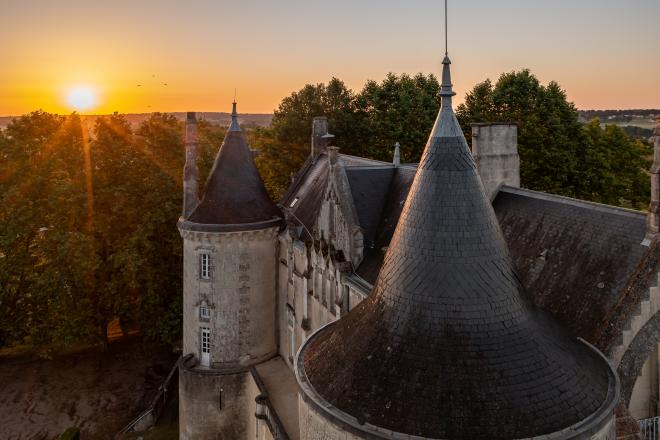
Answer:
1;0;658;115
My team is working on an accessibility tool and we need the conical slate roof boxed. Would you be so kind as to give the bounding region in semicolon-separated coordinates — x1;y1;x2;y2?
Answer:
299;56;616;439
187;102;281;227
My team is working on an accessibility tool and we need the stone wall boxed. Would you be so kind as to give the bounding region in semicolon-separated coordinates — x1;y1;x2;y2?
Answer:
181;226;279;367
298;395;362;440
179;366;251;440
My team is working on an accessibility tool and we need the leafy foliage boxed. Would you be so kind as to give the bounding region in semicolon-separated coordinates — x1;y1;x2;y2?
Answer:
456;70;651;208
261;73;440;199
1;112;192;351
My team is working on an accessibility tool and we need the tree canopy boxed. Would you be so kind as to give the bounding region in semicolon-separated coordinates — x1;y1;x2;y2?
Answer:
266;70;650;208
0;112;221;353
255;73;441;200
456;70;651;208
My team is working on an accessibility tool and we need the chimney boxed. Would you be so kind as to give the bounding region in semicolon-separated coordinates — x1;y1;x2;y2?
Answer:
311;116;329;158
182;112;199;218
471;123;519;200
647;118;660;236
393;142;401;166
328;145;339;166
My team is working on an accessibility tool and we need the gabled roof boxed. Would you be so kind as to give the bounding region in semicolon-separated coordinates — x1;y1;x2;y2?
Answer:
185;103;281;229
356;165;416;282
299;54;617;439
344;166;395;247
281;153;393;240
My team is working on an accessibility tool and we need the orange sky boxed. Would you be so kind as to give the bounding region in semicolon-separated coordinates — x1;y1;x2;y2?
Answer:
1;0;659;116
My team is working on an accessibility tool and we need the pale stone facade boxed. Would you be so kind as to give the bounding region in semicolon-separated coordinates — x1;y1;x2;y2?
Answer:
180;227;278;369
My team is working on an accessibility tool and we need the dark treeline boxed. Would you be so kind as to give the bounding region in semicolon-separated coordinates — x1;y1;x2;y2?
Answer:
0;69;652;353
579;109;660;119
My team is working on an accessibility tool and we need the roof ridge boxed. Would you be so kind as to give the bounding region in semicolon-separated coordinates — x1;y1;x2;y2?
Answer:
500;185;645;218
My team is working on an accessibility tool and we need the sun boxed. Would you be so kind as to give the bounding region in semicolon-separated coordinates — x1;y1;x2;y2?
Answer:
66;86;97;111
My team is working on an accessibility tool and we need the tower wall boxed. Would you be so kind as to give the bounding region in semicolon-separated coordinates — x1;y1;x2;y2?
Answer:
179;364;263;440
179;224;279;439
471;123;519;199
181;226;279;367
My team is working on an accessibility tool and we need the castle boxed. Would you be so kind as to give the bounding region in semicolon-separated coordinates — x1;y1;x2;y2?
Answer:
176;44;660;439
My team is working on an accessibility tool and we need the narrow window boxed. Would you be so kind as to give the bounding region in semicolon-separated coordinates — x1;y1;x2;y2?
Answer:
286;305;295;362
303;286;308;319
200;253;211;279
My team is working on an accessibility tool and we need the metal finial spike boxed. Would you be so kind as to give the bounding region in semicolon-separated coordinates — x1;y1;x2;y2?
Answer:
233;88;237;103
445;0;448;55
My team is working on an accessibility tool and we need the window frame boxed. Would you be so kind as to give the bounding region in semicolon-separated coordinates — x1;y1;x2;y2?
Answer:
200;252;211;280
199;303;210;321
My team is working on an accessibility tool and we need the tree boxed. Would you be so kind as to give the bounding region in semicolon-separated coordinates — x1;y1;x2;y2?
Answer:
354;73;440;162
0;112;96;352
271;78;355;148
581;119;650;208
249;127;307;200
0;111;190;352
268;73;440;179
456;69;651;208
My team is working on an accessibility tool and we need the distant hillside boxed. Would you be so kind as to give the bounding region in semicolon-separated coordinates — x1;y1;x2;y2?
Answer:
0;112;273;130
578;109;658;140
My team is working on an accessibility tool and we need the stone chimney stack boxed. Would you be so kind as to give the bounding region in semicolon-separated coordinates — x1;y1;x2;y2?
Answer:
471;123;519;200
182;112;199;219
393;142;401;166
647;117;660;235
311;116;329;158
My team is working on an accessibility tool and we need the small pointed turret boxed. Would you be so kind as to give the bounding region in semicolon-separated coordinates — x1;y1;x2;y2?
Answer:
229;100;240;132
182;112;199;219
185;102;281;228
393;142;401;166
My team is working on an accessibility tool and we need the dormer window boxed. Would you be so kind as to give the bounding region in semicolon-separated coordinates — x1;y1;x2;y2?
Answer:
200;253;211;279
289;197;299;208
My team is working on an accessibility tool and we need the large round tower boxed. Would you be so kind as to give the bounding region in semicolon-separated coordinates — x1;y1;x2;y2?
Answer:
178;103;282;439
295;45;618;440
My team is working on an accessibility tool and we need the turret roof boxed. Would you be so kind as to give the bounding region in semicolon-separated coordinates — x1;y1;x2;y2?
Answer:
299;54;617;439
187;102;281;227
